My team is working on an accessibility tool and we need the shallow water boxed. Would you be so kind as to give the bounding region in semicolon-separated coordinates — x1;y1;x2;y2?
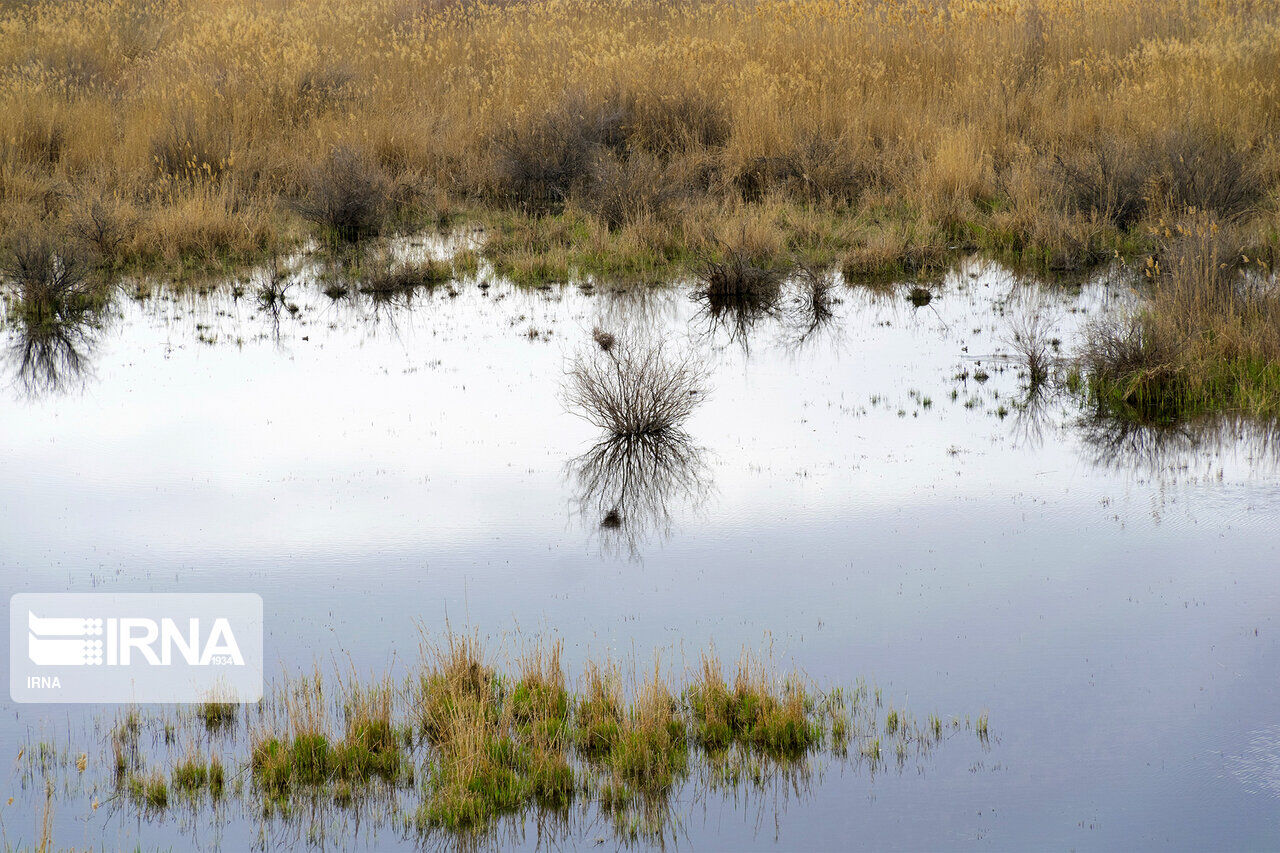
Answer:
2;247;1278;850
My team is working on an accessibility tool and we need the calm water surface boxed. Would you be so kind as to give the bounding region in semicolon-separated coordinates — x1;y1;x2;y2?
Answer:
1;245;1277;850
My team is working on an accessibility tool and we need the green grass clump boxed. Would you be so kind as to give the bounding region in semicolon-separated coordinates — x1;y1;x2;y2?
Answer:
416;730;576;831
573;664;624;760
685;657;820;759
127;771;169;811
172;755;225;798
415;638;577;833
197;700;237;731
250;712;408;800
333;717;407;782
574;664;688;796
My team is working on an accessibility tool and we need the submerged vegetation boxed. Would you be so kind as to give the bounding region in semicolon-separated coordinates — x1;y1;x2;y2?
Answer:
23;631;984;848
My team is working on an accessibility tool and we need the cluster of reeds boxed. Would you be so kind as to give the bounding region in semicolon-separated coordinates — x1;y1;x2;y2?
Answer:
1077;212;1280;422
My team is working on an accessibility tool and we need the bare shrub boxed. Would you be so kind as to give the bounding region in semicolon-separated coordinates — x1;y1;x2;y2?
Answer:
361;258;452;294
692;223;791;347
1005;298;1058;387
1152;128;1260;220
1052;126;1263;229
1;228;99;321
575;149;687;229
1;227;105;397
293;147;390;241
625;90;728;157
491;92;630;209
1050;134;1150;229
730;131;875;204
697;248;786;312
492;88;726;211
564;336;709;437
69;193;138;264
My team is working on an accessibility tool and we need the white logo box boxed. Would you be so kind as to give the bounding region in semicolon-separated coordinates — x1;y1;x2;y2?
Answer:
10;593;263;703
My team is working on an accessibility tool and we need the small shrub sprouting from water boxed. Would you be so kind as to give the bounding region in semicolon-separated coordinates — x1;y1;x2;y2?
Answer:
1;228;102;327
564;335;709;437
696;247;787;313
1006;300;1057;388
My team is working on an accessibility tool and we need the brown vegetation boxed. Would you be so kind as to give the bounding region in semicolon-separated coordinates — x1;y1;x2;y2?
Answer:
0;0;1278;276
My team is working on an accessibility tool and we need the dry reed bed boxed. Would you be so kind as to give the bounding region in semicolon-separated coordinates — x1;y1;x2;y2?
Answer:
25;633;983;844
1;0;1279;275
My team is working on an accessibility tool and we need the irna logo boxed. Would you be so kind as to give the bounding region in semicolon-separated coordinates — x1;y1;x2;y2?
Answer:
27;612;245;667
10;593;263;704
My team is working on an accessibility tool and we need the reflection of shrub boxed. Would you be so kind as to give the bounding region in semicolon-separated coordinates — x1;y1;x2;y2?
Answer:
293;147;390;241
565;337;708;437
568;430;711;556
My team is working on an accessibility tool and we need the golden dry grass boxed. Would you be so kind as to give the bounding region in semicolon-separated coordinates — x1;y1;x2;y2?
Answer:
1;0;1278;272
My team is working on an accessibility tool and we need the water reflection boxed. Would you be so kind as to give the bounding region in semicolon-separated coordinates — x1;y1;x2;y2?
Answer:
4;302;108;398
1007;381;1055;449
567;431;713;559
1076;413;1280;476
693;273;843;354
